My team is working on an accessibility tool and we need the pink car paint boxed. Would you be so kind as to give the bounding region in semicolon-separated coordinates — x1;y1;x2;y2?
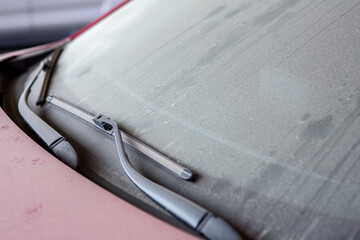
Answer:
0;108;198;240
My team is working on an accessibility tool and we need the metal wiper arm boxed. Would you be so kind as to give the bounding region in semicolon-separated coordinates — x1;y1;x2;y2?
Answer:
98;116;242;240
18;56;78;169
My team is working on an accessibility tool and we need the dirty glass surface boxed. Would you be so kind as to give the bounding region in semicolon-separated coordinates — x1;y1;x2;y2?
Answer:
50;0;360;238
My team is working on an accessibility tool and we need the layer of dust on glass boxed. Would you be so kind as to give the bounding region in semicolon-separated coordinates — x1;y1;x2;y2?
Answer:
50;0;360;234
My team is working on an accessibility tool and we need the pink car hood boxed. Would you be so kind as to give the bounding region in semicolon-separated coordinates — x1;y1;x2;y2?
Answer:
0;108;198;240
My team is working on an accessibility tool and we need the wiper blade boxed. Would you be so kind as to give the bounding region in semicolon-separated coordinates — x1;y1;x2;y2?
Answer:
36;46;63;105
46;95;193;180
18;53;78;169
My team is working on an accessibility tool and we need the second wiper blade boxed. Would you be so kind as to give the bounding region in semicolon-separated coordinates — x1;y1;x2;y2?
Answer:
36;46;63;105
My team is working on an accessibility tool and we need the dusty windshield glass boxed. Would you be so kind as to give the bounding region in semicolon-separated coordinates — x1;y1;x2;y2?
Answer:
50;0;360;235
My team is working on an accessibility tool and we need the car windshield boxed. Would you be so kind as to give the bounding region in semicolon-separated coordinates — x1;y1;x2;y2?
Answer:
48;0;360;238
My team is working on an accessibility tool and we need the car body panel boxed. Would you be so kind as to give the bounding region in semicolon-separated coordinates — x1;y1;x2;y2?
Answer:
0;108;198;240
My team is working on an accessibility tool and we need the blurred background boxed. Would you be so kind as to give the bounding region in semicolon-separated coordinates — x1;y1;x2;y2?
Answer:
0;0;123;50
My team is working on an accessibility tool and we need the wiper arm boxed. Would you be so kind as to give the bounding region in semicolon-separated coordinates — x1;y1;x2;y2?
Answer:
98;115;242;240
18;52;78;169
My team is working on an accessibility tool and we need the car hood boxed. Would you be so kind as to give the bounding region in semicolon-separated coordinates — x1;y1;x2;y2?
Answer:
0;107;198;240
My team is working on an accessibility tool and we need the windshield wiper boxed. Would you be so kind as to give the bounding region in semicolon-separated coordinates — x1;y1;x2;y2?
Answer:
45;95;241;240
36;46;63;106
46;95;193;180
18;48;78;169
